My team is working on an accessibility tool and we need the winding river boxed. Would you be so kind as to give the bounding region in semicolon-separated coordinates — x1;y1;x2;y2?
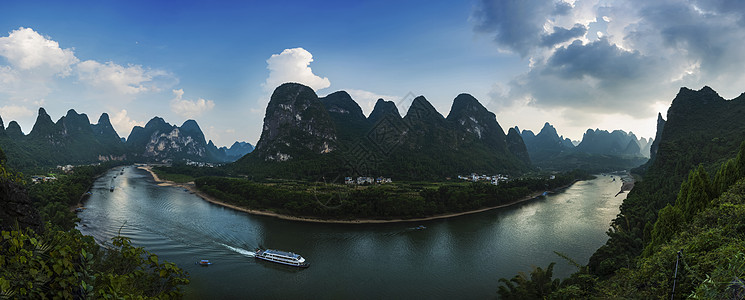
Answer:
77;166;626;299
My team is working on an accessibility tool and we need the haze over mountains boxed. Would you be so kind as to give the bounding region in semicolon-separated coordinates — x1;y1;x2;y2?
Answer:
518;122;652;169
0;108;253;170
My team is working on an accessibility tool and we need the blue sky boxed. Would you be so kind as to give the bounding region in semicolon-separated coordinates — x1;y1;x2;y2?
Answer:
2;0;745;146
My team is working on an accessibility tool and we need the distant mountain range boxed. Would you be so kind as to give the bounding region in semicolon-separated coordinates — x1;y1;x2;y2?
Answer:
521;122;652;158
518;122;651;171
0;84;653;175
0;108;252;170
232;82;531;180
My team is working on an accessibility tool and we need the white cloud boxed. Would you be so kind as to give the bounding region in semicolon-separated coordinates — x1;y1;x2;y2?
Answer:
0;28;77;101
169;89;215;118
0;105;34;123
77;60;176;95
109;109;143;138
0;27;178;107
0;105;34;127
0;27;78;77
0;66;19;93
263;48;330;92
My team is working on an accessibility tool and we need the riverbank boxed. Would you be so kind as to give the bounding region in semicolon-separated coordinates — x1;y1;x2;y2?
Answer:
139;165;578;224
71;164;126;212
613;173;635;197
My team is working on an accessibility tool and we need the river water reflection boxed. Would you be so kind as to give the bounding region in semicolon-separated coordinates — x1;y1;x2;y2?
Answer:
78;167;626;299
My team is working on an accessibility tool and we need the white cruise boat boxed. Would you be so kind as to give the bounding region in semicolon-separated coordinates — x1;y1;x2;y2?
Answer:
254;249;309;268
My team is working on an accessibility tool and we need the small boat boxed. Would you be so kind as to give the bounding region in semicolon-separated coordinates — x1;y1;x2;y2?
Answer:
196;259;212;266
109;186;115;192
254;249;309;268
414;225;426;230
75;207;86;212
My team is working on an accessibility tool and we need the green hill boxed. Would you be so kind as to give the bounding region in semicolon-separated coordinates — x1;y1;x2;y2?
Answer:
231;83;531;181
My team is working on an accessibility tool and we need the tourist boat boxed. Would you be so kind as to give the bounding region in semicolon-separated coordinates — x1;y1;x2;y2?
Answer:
254;248;309;268
196;259;212;266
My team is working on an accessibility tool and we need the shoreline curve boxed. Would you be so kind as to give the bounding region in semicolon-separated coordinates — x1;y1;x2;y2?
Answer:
138;165;577;224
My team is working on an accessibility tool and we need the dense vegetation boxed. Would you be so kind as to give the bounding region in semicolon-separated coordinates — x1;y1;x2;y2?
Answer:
152;163;229;183
1;226;189;299
27;163;118;231
194;170;589;220
0;147;189;298
497;142;745;299
589;87;745;278
496;88;745;298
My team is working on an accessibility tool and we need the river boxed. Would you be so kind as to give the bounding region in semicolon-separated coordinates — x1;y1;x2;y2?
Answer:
77;166;627;299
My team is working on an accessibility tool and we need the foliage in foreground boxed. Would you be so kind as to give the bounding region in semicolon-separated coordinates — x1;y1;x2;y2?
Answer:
0;226;189;299
0;146;189;299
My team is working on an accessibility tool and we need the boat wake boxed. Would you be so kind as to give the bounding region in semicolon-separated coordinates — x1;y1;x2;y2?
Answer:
221;243;255;257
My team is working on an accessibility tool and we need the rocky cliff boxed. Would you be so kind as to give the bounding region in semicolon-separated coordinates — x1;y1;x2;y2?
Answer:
234;83;531;180
126;118;211;162
251;82;337;162
507;127;531;165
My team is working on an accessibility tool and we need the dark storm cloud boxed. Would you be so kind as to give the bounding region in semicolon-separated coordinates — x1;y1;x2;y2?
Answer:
632;0;745;77
505;41;662;113
472;0;558;57
545;39;647;82
478;0;745;118
553;1;572;15
694;0;745;25
540;24;587;47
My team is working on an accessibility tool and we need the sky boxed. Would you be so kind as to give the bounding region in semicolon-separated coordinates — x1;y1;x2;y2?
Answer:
2;0;745;146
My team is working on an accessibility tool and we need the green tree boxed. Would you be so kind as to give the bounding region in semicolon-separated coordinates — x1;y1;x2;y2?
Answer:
0;226;190;299
713;158;739;196
643;204;683;256
497;262;560;299
677;165;713;220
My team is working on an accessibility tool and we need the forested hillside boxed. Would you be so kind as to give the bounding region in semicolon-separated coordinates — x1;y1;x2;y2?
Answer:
232;83;530;181
497;86;745;298
0;147;189;298
498;142;745;299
